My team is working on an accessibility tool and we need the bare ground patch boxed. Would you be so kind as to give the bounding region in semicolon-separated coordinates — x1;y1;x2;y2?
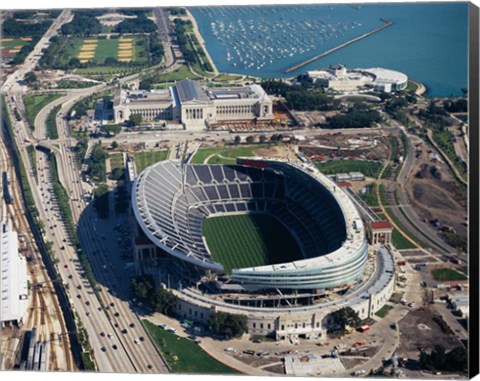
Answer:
397;306;460;360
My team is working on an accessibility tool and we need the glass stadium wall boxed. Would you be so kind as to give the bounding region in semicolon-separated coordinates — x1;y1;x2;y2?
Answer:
231;240;368;289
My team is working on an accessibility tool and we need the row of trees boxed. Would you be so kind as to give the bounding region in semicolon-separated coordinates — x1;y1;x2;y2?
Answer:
3;17;52;37
114;15;157;34
261;80;340;112
131;275;178;315
419;345;467;373
3;16;53;65
326;102;382;129
89;143;109;182
61;11;102;36
208;312;248;338
173;19;197;64
93;183;109;219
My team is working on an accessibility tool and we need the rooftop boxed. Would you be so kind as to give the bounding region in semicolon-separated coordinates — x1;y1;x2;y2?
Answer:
176;79;210;103
0;220;28;324
370;221;393;230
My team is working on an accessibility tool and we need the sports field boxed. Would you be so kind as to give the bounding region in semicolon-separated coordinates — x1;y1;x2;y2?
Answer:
202;213;303;273
0;37;30;54
45;36;148;66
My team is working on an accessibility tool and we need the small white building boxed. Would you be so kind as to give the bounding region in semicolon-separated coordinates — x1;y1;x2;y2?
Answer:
0;220;28;327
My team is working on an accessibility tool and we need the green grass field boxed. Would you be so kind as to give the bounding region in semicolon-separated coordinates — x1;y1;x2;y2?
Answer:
375;211;416;250
315;160;382;178
48;36;147;66
432;268;468;282
156;65;202;82
26;145;37;181
109;153;124;170
23;93;63;130
203;213;303;274
46;105;61;139
214;73;243;82
142;320;239;374
384;207;425;249
375;304;394;318
357;184;378;207
134;150;169;173
0;38;30;50
190;145;271;165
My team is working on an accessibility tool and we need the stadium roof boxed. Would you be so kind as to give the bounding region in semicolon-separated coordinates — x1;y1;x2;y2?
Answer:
0;220;28;325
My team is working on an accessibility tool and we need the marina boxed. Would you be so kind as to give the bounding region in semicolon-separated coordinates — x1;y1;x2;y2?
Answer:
189;3;468;97
284;18;393;74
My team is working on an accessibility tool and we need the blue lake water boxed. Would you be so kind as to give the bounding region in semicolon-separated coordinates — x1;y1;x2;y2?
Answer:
189;3;468;97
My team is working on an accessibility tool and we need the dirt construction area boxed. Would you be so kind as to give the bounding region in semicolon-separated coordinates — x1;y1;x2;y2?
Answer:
397;306;461;360
300;132;390;162
406;146;467;238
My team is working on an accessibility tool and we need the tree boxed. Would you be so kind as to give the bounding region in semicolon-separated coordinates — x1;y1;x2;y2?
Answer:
233;135;241;145
152;289;178;316
100;124;122;136
131;275;155;301
330;307;361;330
246;135;255;144
111;141;118;149
111;167;125;181
259;135;267;144
93;183;109;219
419;345;467;373
129;113;142;127
208;312;248;338
24;71;37;84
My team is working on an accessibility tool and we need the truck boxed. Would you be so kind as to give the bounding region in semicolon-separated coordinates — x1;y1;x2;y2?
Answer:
358;325;370;333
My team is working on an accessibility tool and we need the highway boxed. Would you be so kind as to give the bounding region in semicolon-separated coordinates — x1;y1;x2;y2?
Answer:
1;10;169;373
382;116;456;256
26;90;170;372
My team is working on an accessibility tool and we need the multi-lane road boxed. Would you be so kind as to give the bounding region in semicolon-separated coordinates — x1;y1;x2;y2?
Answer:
1;10;169;373
25;93;170;372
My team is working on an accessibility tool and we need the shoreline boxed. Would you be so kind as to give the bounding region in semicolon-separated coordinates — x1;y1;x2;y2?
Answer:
186;9;219;76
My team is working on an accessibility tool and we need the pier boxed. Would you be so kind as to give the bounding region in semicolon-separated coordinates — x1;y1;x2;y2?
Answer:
284;19;394;74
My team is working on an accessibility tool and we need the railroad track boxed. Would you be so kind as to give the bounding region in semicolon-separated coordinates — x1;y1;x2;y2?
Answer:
0;136;74;371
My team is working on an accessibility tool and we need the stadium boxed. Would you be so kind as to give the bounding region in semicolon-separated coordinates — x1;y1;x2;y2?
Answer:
131;157;395;339
132;157;368;288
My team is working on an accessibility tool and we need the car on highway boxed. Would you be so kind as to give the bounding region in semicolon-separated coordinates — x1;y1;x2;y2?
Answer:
134;339;139;345
101;347;106;352
121;329;127;334
86;312;91;317
64;264;68;269
129;323;135;328
100;332;105;337
166;327;176;333
85;301;91;306
107;333;113;339
112;345;118;350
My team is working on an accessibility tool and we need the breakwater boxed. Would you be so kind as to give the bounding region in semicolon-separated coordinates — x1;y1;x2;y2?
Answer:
284;19;393;74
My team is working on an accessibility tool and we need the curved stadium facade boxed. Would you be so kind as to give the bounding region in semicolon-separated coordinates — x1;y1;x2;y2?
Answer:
132;158;368;290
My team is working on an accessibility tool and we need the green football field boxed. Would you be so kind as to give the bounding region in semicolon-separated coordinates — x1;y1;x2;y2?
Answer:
202;213;303;273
